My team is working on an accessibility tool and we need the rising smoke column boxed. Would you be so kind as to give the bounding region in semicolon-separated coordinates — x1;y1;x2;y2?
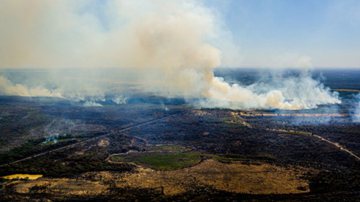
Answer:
0;0;340;109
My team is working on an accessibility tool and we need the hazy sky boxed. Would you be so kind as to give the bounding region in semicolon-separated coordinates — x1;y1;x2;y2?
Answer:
1;0;359;68
205;0;360;67
87;0;360;68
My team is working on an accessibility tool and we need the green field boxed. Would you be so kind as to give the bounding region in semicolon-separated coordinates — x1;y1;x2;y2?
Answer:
110;151;203;170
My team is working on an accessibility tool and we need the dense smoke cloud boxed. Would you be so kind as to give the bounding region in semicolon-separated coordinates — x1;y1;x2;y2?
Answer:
0;0;340;109
200;71;340;110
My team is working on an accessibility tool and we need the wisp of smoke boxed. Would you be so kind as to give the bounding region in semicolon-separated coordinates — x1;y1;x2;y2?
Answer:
0;0;341;110
352;94;360;122
0;75;61;97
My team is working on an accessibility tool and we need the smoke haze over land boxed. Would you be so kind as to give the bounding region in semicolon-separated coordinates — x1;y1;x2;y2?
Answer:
0;0;341;109
353;94;360;122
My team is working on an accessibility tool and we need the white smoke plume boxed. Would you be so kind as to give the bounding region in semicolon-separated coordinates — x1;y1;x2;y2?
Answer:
200;69;341;110
0;0;340;110
352;94;360;122
0;75;61;97
112;95;128;105
83;101;103;107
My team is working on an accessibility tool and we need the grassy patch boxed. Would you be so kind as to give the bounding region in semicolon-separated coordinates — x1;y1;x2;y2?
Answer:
110;152;203;171
109;144;275;171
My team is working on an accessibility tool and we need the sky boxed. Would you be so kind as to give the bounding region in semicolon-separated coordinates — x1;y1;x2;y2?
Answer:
205;0;360;68
0;0;359;68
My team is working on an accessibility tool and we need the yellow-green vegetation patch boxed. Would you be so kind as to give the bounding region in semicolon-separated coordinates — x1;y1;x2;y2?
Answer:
2;174;43;180
110;151;203;170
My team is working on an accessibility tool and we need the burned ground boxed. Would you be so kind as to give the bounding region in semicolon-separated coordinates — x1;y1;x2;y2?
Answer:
0;96;359;201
